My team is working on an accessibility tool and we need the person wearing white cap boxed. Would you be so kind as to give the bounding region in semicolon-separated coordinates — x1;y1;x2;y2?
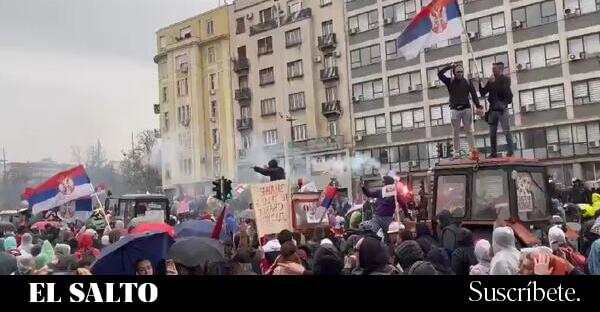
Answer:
387;221;405;247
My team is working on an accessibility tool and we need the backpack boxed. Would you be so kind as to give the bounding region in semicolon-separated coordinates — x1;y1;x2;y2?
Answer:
559;245;586;271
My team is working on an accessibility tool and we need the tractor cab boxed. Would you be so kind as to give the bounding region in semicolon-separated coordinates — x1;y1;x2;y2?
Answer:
105;194;170;225
432;157;552;246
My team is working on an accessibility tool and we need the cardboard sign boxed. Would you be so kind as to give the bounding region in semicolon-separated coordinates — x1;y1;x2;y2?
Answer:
382;184;396;198
251;180;292;238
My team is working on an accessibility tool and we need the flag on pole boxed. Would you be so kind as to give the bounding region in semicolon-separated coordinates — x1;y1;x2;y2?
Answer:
211;205;227;240
22;165;95;214
396;0;463;60
320;185;337;209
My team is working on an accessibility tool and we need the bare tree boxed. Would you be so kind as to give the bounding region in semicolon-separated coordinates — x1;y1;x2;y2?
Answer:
120;130;162;193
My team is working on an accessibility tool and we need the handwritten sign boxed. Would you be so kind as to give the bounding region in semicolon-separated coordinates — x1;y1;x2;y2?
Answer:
251;180;292;238
382;184;396;198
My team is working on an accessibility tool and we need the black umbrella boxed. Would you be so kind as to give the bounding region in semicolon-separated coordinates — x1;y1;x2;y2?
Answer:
168;237;224;268
0;222;16;233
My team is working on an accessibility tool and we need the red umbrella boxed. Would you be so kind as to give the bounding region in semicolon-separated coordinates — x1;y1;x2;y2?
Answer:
130;223;176;238
31;221;61;231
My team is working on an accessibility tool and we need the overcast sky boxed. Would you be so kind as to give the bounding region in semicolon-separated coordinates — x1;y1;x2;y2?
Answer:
0;0;221;164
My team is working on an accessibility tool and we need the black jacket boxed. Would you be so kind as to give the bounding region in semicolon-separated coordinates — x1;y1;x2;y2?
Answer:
479;75;513;112
569;185;592;204
438;66;481;110
451;246;477;275
253;166;285;181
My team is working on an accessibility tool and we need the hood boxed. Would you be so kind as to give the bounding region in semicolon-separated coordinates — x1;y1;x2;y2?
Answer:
77;234;94;250
457;228;474;247
3;236;17;250
54;244;71;257
313;245;343;275
115;220;125;230
548;225;566;245
407;261;438;275
426;247;453;274
268;159;278;168
394;240;424;270
492;226;517;254
358;237;389;272
474;239;491;263
263;239;281;253
593;193;600;205
437;210;451;228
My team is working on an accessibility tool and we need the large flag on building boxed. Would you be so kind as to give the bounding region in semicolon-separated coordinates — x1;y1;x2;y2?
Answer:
396;0;463;60
22;165;95;214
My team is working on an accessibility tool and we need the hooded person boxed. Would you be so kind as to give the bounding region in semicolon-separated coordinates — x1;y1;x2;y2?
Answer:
415;222;439;254
490;226;521;275
231;248;257;275
253;159;285;182
407;261;439;275
470;239;492;275
437;209;461;257
35;240;54;269
427;247;454;275
361;176;397;242
0;247;18;275
313;243;343;275
270;241;304;275
394;240;424;273
355;237;398;275
451;228;477;275
588;239;600;275
3;236;22;257
74;234;100;261
19;233;34;255
16;255;36;275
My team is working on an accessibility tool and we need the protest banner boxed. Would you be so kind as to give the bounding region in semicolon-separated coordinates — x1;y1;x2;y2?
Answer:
250;180;292;238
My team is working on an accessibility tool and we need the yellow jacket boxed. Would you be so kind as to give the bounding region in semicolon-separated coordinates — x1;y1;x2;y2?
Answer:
581;193;600;218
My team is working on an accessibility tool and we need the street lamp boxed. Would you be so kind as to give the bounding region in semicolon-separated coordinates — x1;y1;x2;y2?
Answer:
278;113;296;181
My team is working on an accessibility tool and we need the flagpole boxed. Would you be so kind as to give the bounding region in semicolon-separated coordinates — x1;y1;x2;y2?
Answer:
458;3;482;135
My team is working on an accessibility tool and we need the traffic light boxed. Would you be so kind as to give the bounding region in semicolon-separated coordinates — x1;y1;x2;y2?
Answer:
223;178;233;200
212;178;223;201
446;143;454;158
436;143;443;158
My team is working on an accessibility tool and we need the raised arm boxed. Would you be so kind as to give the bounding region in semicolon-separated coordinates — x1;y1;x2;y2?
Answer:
437;65;453;87
362;186;382;199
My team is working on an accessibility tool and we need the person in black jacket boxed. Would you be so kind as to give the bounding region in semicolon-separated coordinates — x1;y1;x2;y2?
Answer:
478;62;514;158
253;159;285;181
438;64;483;158
451;227;477;275
569;178;592;204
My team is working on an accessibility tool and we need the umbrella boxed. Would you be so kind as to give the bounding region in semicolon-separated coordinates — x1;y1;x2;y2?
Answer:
168;237;224;268
238;209;255;220
130;223;176;238
0;221;16;233
174;220;227;239
128;215;164;228
31;221;61;231
91;231;175;275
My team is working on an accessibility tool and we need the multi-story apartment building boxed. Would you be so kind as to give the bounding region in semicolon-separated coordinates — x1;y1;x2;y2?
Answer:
230;0;354;190
345;0;600;190
154;5;236;196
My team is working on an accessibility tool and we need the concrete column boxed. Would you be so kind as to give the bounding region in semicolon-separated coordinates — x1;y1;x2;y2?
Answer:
573;162;583;180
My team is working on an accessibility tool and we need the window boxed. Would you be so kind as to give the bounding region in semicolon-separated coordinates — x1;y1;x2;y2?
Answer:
177;105;190;125
436;175;467;216
207;20;214;35
288;1;302;15
180;26;192;39
261;98;277;116
572;78;600;104
325;86;337;102
264;129;278;145
208;47;216;63
236;17;245;34
350;44;381;68
328;120;339;136
180;158;192;176
391;108;425;131
321;0;332;6
352;79;384;101
209;73;217;90
355;114;386;135
210;100;217;118
164;112;169;131
466;13;506;38
516;172;550;221
240;106;250;119
239;75;248;89
177;78;188;97
259;67;275;85
386;40;399;59
241;134;252;150
515;42;560;69
429;37;462;49
293;124;307;142
388;71;422;94
512;1;557;28
568;32;600;58
175;54;189;71
162;86;167;102
469;53;509;77
322;20;333;36
287;60;303;79
430;104;451;126
159;36;166;48
285;28;302;47
258;36;273;55
159;62;167;79
212;129;220;146
427;62;461;84
520;84;565;110
259;7;274;23
324;54;336;69
564;0;600;14
289;92;306;110
348;10;379;33
383;0;417;23
472;170;510;220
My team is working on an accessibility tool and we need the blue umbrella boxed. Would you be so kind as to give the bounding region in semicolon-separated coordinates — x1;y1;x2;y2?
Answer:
90;231;175;275
175;219;227;240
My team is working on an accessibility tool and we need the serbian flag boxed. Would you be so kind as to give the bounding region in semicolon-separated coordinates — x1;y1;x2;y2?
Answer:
396;0;463;60
22;165;95;214
320;185;337;209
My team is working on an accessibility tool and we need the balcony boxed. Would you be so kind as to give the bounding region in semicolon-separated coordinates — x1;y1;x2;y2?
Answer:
234;88;251;102
280;8;312;26
236;118;253;131
290;135;345;153
318;33;337;51
321;100;341;119
233;58;249;73
250;19;278;36
238;149;248;159
320;67;339;82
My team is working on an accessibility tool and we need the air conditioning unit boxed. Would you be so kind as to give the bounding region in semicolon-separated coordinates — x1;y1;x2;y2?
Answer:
569;53;582;61
521;104;536;112
210;89;216;95
314;56;322;63
429;80;440;88
409;160;419;167
512;20;523;29
349;27;359;35
333;51;342;57
564;8;580;18
467;32;478;39
383;18;394;25
589;140;600;148
516;63;531;71
355;134;363;142
352;95;363;103
547;144;560;152
246;13;253;20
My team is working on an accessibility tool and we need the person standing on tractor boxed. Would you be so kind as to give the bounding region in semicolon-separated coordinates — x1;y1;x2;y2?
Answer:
253;159;285;182
361;176;397;242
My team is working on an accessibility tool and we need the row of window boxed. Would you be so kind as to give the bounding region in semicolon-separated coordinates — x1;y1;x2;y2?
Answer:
251;20;334;54
158;18;214;48
240;120;340;149
355;108;427;136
